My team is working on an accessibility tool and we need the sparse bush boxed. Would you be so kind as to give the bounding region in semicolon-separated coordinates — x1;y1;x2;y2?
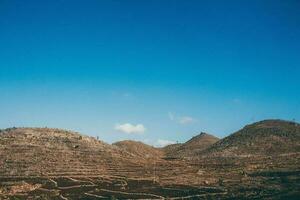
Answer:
110;195;117;200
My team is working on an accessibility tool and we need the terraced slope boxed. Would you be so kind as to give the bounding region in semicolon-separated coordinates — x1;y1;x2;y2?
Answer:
162;143;182;156
0;128;144;177
164;132;219;158
203;120;300;156
113;140;163;159
0;120;299;199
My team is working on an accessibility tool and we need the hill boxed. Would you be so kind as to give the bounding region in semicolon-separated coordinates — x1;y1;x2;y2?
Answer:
203;120;300;156
0;121;299;199
164;132;219;158
162;143;182;155
113;140;163;159
0;128;143;177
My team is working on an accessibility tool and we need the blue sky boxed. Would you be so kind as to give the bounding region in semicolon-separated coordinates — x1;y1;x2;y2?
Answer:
0;0;299;146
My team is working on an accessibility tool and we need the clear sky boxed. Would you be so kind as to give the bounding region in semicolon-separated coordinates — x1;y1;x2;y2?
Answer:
0;0;299;146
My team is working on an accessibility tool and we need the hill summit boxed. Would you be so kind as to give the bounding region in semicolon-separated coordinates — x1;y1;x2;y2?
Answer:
164;132;219;158
203;119;300;156
113;140;163;159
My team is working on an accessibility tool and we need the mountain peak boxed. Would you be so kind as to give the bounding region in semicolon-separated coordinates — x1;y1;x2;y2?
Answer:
199;132;209;136
187;132;219;142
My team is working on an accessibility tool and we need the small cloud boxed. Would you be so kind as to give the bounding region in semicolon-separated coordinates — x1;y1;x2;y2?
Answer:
168;112;197;125
111;91;134;99
179;116;196;125
156;139;176;147
179;116;197;125
114;123;146;134
168;112;175;121
142;138;176;147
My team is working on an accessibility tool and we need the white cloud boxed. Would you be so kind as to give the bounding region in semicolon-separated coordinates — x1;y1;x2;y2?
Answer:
156;139;176;147
114;123;146;134
141;138;176;147
179;116;197;125
168;112;197;125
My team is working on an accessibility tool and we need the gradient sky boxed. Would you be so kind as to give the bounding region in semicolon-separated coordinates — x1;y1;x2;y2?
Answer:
0;0;299;146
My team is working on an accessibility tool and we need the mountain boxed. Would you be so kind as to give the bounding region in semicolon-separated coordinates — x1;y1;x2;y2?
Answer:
164;132;219;158
203;120;300;156
113;140;163;159
0;128;143;177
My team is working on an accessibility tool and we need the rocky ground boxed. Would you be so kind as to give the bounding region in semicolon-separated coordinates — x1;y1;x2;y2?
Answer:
1;154;299;199
0;120;299;199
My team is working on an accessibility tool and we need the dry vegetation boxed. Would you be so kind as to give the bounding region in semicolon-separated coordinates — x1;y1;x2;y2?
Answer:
113;140;163;159
0;120;299;199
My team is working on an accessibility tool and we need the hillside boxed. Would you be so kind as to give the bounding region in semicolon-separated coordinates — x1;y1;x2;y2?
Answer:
164;132;219;158
0;121;299;199
113;140;163;159
203;120;300;156
162;143;182;155
0;128;144;177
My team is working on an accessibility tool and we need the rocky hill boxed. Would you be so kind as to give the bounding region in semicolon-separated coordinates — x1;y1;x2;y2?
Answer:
113;140;163;159
164;132;219;158
0;121;299;199
203;120;300;156
162;143;182;155
0;128;144;177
